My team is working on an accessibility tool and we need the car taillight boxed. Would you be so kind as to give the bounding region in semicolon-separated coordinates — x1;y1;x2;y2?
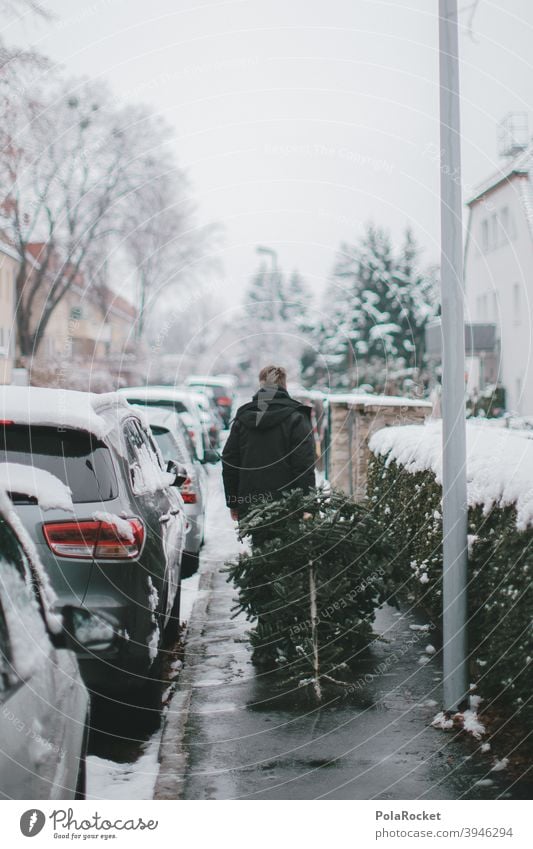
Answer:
217;396;232;406
43;518;145;560
180;477;197;504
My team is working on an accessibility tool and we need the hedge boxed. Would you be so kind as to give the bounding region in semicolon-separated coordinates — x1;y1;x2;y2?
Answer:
367;452;533;728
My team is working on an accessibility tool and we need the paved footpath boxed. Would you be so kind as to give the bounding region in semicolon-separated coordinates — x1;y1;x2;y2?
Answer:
155;472;525;801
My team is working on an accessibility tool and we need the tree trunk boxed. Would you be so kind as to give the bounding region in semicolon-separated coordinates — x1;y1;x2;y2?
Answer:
308;561;322;702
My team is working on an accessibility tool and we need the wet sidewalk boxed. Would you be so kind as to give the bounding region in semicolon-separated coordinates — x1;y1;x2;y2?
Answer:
155;476;525;801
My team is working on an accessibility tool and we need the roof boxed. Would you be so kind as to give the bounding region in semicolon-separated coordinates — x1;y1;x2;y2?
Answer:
0;386;131;439
467;144;533;206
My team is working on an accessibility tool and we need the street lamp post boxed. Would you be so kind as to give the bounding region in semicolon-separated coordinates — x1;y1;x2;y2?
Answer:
439;0;469;711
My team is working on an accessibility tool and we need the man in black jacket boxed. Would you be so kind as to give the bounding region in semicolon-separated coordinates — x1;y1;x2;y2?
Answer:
222;365;316;522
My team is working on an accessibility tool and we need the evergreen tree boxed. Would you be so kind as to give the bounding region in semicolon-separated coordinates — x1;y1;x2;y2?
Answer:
393;228;439;371
281;269;312;330
238;260;313;380
304;223;438;391
226;488;393;701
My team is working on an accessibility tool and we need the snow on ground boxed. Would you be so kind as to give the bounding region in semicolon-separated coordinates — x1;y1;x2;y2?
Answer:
370;419;533;529
86;732;161;800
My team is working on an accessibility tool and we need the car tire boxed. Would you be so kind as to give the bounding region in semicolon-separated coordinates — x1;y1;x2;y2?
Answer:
181;550;200;579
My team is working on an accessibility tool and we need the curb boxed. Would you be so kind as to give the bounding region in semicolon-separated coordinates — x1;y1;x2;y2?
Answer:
154;566;214;800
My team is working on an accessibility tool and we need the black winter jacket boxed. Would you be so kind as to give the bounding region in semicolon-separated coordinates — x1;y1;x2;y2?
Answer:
221;386;316;515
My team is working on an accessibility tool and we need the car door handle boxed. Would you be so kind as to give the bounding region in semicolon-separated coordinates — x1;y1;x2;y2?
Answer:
159;514;170;524
170;508;180;515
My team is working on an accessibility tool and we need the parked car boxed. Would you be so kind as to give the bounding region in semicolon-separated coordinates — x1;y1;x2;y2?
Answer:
118;386;219;464
0;386;188;702
190;389;223;449
185;375;236;428
138;406;207;577
0;485;90;799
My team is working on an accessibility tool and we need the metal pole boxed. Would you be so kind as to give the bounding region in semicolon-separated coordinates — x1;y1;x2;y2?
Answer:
439;0;469;711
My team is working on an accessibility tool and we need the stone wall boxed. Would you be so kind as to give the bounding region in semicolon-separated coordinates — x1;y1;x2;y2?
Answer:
328;397;432;500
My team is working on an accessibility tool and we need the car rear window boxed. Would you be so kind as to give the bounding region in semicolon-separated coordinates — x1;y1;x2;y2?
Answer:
127;398;187;414
0;425;118;504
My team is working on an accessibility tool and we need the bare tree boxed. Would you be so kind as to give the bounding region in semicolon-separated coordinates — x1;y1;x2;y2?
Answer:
0;0;52;20
0;71;178;355
123;158;219;341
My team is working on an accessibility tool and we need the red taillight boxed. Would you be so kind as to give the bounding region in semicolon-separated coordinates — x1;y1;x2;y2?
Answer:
180;477;197;504
217;396;232;406
0;420;14;425
43;518;144;560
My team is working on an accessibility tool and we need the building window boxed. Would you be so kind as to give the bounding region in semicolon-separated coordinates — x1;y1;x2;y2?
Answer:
500;206;509;243
490;213;499;249
513;283;521;325
476;293;488;320
481;219;489;252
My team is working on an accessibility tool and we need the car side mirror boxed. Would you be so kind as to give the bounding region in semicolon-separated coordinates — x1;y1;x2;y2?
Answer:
167;459;188;487
59;606;117;652
202;447;219;465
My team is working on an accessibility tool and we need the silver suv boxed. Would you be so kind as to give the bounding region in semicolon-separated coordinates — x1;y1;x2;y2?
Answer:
0;386;188;703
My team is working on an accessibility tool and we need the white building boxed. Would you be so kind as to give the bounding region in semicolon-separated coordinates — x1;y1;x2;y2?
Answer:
464;142;533;414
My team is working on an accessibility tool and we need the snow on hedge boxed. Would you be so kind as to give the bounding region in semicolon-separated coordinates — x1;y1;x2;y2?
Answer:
0;463;74;512
370;420;533;529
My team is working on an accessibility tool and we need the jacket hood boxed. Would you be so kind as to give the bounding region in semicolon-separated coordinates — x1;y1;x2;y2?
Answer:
235;387;311;431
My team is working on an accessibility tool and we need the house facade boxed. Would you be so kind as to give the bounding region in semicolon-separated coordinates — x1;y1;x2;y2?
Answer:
464;145;533;414
0;242;19;384
19;244;138;389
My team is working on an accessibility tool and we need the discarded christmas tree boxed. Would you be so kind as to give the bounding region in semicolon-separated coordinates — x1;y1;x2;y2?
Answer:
225;487;393;700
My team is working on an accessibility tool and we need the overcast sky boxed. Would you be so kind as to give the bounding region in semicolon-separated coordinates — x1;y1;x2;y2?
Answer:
5;0;533;304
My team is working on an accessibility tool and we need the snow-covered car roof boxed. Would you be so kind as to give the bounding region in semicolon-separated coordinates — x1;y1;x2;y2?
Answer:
185;374;236;389
0;385;132;440
118;386;204;421
0;463;74;512
119;385;199;403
